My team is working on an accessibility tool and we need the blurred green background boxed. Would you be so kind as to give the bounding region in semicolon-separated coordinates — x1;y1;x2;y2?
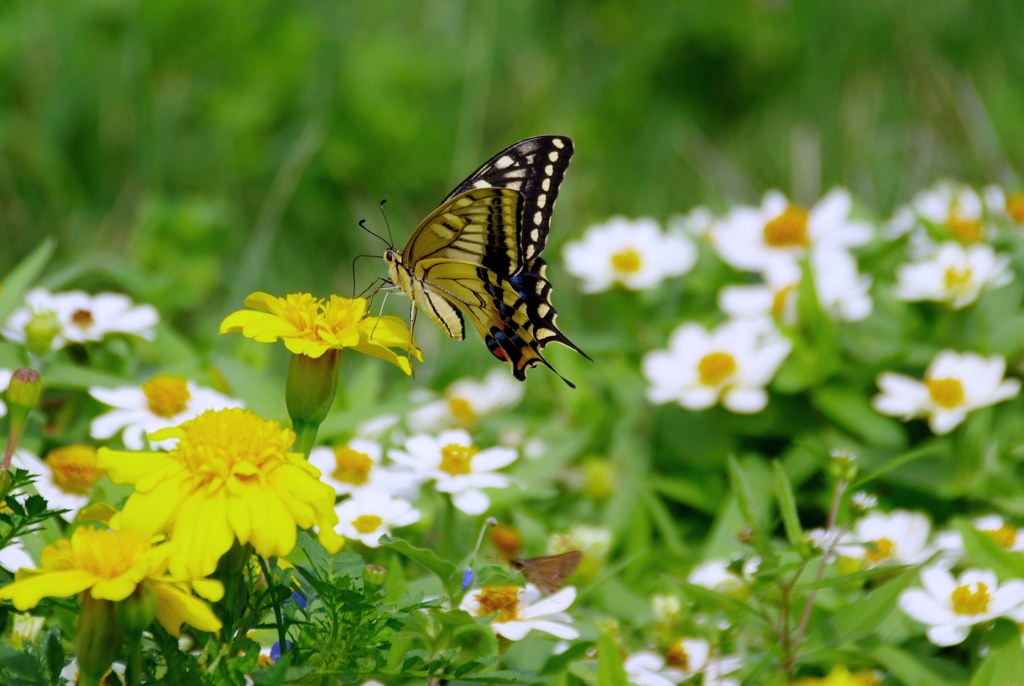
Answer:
2;0;1023;373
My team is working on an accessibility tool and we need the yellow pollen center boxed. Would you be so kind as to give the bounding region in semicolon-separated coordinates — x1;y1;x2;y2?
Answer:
698;351;737;386
943;266;973;293
666;641;689;670
71;309;95;329
947;211;983;243
610;248;643;274
865;537;895;564
477;586;521;622
448;397;477;425
256;654;275;668
173;409;295;487
352;514;383;534
331;447;374;485
70;528;152;580
142;374;192;418
983;523;1017;549
46;445;103;495
1007;193;1024;224
440;443;478;476
763;205;809;247
927;378;965;409
951;582;991;615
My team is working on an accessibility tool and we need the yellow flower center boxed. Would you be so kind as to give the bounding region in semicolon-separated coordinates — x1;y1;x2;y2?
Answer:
173;409;294;487
666;640;689;670
45;445;103;495
698;351;737;386
982;523;1017;549
256;654;275;668
448;397;477;425
71;309;95;329
352;514;383;534
477;586;520;622
142;374;192;418
1007;192;1024;224
67;528;153;580
321;295;369;338
951;581;991;615
865;537;894;564
440;443;478;476
947;211;983;243
943;266;973;293
927;378;965;409
763;205;809;247
331;446;374;485
610;248;643;274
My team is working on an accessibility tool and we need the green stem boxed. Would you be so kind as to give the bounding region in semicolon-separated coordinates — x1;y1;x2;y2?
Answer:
292;421;320;457
126;633;142;686
258;556;289;662
439;497;455;560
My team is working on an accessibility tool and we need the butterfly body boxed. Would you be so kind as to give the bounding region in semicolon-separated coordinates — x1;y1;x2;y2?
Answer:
509;550;583;594
384;136;589;386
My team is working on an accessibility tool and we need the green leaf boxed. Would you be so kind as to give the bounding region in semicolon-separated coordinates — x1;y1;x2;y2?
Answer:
726;455;775;562
38;362;131;390
772;461;803;547
956;520;1024;579
796;564;910;590
869;644;960;686
821;566;918;646
380;536;457;588
650;475;721;514
456;670;547;684
810;386;906;450
851;443;947;489
971;620;1024;686
597;632;628;686
0;238;55;325
296;530;330;577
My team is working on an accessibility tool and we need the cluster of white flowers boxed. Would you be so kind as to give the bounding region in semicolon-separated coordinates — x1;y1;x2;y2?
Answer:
2;288;158;351
624;639;743;686
406;369;525;431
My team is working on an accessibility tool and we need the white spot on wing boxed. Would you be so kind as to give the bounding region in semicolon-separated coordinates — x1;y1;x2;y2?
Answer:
552;138;565;149
473;180;492;188
495;155;514;169
548;151;558;162
536;194;546;208
537;303;551;317
505;181;523;191
534;211;543;225
526;245;536;258
530;228;540;241
537;328;556;339
544;165;554;176
535;282;545;294
541;178;551;191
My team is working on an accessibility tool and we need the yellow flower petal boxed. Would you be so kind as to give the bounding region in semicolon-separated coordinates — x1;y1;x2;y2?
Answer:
98;448;179;485
189;578;225;602
168;492;234;579
152;582;222;636
0;570;97;610
120;476;191;537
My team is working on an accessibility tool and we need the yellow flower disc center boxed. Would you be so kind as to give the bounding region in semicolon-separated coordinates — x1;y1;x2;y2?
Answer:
983;523;1017;549
1007;192;1024;224
70;528;152;580
352;514;383;534
943;266;973;293
698;351;737;386
927;378;965;409
947;211;982;243
448;397;477;425
477;586;520;622
331;447;373;485
865;537;895;564
666;640;690;670
440;443;478;476
46;445;103;496
610;248;643;274
71;309;95;329
763;205;809;247
951;582;991;615
142;374;192;418
174;409;294;486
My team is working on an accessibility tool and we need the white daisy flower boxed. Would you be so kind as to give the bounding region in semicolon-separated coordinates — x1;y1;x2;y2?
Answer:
984;185;1024;225
89;374;244;450
850;491;878;512
623;651;685;686
562;217;697;293
2;288;158;351
459;583;579;641
309;439;420;498
388;430;517;515
934;515;1024;566
872;350;1020;435
334;490;421;547
0;368;12;418
687;558;759;595
0;539;34;572
835;509;933;567
664;638;742;685
668;206;716;242
911;182;990;243
642;318;792;414
895;242;1012;309
899;566;1024;646
712;189;873;274
9;447;103;522
407;369;525;431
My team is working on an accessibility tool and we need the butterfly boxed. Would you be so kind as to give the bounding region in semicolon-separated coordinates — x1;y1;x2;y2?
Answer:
383;135;590;387
509;551;583;595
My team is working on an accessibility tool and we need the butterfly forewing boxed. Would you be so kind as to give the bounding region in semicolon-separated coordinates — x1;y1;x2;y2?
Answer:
443;135;573;265
510;551;583;595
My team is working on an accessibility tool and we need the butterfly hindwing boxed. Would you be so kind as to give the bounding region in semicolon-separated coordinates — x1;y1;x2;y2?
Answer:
443;135;573;265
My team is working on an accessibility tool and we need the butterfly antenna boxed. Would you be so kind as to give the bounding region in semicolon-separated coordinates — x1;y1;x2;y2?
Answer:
350;254;386;298
358;219;391;247
378;199;395;249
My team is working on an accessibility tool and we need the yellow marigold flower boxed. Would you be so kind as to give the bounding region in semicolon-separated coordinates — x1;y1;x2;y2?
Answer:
218;292;421;374
97;408;344;579
0;526;222;636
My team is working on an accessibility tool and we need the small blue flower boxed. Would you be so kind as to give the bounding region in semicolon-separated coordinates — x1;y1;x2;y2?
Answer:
461;568;474;590
270;640;292;662
289;590;307;609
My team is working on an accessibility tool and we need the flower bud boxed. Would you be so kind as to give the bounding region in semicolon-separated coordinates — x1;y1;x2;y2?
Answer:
115;581;158;636
363;564;388;590
24;311;59;356
828;448;858;482
581;457;615;501
490;524;522;559
650;593;682;628
76;594;124;685
6;369;41;412
285;349;341;455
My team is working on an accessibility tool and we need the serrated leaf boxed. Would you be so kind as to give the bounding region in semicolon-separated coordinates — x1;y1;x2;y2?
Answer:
295;530;330;577
597;632;628;686
773;461;803;547
0;238;55;325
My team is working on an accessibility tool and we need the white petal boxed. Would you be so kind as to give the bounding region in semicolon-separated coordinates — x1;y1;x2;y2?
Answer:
926;623;970;647
451;489;490;515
